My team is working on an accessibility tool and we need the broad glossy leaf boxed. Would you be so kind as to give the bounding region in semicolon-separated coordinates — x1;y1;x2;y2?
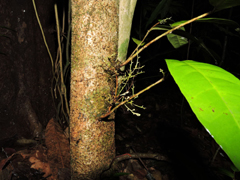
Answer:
166;59;240;170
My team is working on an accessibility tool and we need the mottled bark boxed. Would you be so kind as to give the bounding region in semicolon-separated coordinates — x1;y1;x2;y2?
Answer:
70;0;118;179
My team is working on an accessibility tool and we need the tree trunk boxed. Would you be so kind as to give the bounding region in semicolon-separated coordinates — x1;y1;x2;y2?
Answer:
70;0;118;179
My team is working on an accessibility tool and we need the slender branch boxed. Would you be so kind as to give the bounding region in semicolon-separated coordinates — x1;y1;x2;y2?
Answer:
121;11;212;67
101;11;213;120
129;22;160;59
100;70;165;119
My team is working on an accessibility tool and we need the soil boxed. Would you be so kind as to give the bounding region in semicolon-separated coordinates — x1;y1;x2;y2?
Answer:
115;74;238;180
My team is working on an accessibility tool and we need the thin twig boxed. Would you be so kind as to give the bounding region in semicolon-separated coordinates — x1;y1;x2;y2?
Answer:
100;70;165;119
121;11;212;67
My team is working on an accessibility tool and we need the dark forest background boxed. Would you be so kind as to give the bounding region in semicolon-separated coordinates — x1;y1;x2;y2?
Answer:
0;0;240;179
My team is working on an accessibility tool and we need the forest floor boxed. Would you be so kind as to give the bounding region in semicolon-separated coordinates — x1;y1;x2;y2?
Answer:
114;75;238;180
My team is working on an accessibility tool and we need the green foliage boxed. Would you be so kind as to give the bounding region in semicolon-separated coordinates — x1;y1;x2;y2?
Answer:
134;0;240;65
209;0;240;11
195;18;240;28
153;24;219;63
111;0;240;177
215;167;235;179
152;16;240;64
132;37;145;46
166;59;240;170
166;25;188;48
145;0;172;28
171;18;239;29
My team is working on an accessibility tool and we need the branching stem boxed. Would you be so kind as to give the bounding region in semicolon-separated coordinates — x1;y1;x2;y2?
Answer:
121;11;212;67
100;70;165;119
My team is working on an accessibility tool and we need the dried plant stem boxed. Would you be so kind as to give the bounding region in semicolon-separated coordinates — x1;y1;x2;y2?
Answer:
100;72;165;119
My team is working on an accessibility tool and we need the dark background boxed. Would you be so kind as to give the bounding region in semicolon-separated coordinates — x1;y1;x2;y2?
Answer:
0;0;240;179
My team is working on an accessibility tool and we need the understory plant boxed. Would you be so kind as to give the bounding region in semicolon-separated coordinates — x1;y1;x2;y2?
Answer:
33;0;240;178
113;0;240;175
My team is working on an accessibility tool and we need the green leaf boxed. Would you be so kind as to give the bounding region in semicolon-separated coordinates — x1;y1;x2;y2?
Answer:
215;168;234;178
196;18;240;29
145;0;172;28
166;25;188;48
132;38;145;46
166;31;188;48
170;18;239;29
231;164;240;172
153;25;219;64
165;59;240;171
209;0;240;11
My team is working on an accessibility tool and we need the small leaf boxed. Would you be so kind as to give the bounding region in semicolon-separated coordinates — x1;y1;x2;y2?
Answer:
231;164;240;172
170;20;188;27
209;0;240;11
153;25;220;64
132;38;145;46
167;26;188;48
166;59;240;171
196;18;240;28
170;18;239;29
145;0;172;28
216;168;234;178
